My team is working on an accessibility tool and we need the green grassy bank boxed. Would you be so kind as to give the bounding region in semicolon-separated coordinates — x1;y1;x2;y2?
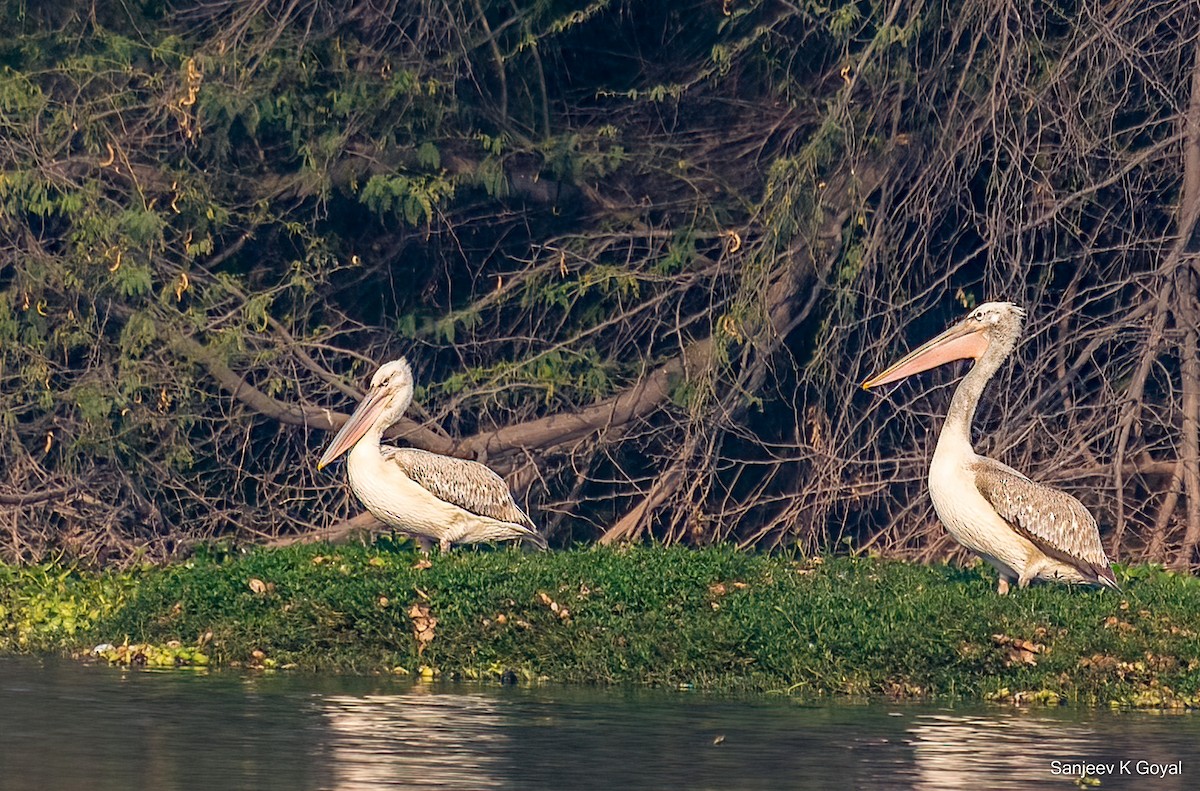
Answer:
1;544;1198;706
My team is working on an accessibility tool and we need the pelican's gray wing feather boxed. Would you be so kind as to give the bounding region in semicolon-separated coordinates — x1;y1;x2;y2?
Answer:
971;457;1114;583
381;446;537;531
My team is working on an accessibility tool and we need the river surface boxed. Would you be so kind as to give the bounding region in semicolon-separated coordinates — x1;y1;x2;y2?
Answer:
0;655;1196;790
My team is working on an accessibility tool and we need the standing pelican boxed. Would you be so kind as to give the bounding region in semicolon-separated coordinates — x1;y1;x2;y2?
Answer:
317;358;546;552
862;302;1117;593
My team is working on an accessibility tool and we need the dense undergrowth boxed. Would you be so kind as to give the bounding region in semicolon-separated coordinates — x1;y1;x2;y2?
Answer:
6;3;1200;570
2;545;1198;706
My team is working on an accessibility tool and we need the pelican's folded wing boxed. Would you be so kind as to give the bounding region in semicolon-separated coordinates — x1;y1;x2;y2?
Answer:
381;446;538;532
971;457;1115;585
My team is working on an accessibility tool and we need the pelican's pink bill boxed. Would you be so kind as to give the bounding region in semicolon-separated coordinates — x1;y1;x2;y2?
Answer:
317;388;390;469
861;321;988;390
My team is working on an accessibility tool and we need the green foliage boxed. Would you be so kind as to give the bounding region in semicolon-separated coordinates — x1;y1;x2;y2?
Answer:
427;349;611;406
119;311;157;357
827;3;861;40
1;0;867;559
72;383;115;425
119;209;167;245
474;158;508;198
537;264;643;310
114;262;154;297
655;230;697;275
359;174;455;226
416;141;441;170
0;0;1184;565
0;563;136;652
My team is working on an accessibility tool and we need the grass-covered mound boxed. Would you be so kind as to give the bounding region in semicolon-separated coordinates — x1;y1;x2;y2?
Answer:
2;545;1198;705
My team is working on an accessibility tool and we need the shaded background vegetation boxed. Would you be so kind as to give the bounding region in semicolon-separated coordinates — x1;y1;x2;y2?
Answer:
1;0;1199;568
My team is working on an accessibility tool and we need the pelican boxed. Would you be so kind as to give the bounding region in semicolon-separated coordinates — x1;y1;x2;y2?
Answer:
317;358;546;552
862;302;1117;594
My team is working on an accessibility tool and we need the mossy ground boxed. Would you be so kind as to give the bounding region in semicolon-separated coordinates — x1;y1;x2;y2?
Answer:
2;544;1199;706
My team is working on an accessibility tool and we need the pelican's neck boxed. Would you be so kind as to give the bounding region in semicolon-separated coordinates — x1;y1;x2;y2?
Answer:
346;423;384;479
358;422;386;452
938;329;1017;453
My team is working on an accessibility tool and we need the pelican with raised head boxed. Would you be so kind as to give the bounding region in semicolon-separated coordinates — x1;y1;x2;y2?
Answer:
317;358;546;552
862;302;1117;594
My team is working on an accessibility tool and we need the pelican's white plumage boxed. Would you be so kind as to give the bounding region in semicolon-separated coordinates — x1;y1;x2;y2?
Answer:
863;302;1117;593
318;359;545;552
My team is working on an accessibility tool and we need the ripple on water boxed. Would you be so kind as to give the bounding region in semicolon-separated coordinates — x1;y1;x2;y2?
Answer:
1;657;1197;790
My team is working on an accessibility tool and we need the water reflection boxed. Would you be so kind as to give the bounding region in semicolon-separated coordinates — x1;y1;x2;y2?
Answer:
0;657;328;791
906;710;1193;790
322;689;509;789
1;657;1197;790
908;712;1100;789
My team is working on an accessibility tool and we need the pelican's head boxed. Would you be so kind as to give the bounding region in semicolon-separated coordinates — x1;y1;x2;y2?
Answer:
317;358;416;469
963;301;1026;336
861;301;1025;390
369;358;415;393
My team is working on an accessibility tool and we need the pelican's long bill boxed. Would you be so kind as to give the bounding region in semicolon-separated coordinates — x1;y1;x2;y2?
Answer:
861;318;989;390
317;387;390;469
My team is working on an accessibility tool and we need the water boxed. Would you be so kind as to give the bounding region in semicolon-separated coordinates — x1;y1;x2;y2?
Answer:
0;656;1195;789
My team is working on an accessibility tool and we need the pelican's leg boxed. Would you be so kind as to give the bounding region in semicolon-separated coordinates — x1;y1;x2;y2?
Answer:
439;537;452;554
997;577;1012;596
